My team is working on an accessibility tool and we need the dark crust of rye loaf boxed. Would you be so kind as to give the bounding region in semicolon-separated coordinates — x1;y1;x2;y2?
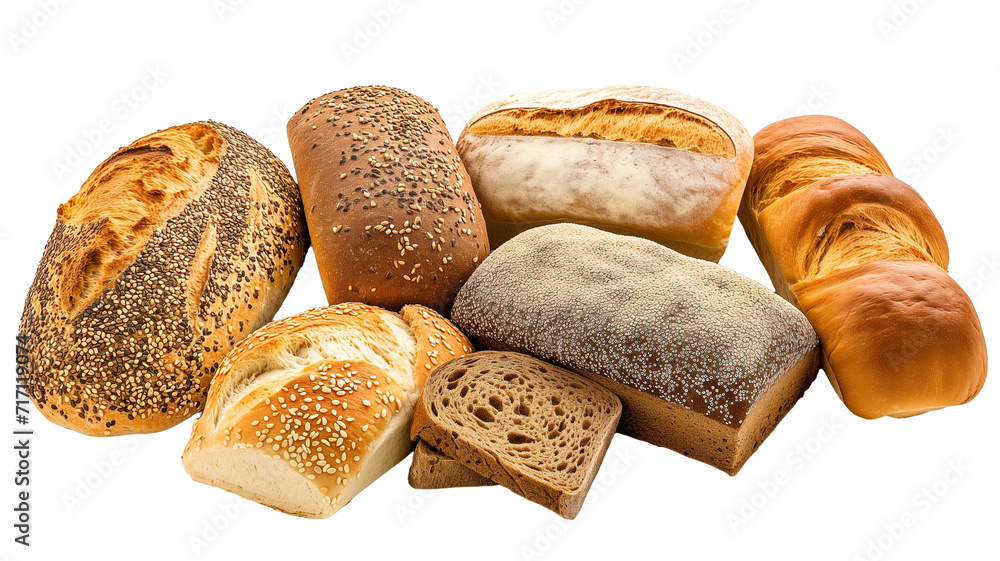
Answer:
408;440;496;489
449;223;819;431
19;121;308;436
410;351;622;519
287;85;489;315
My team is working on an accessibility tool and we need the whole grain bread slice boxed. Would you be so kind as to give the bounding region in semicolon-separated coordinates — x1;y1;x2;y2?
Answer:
408;440;496;489
410;351;622;519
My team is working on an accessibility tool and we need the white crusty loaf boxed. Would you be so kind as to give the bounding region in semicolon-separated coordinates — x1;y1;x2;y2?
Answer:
182;303;474;518
20;121;308;436
450;224;819;475
456;86;753;261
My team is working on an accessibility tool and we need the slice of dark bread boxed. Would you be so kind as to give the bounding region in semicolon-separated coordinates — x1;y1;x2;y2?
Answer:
408;440;496;488
410;351;622;519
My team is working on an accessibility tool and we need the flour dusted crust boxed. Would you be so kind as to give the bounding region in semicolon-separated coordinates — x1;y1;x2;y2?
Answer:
456;86;753;261
450;224;819;474
20;121;307;435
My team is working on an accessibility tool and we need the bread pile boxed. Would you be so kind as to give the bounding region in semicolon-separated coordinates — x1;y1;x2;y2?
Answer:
18;84;987;520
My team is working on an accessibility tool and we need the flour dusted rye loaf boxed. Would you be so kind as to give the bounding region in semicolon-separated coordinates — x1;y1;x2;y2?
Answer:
456;86;753;261
287;86;489;315
19;122;308;436
410;351;622;518
740;115;987;419
450;224;819;475
183;303;474;518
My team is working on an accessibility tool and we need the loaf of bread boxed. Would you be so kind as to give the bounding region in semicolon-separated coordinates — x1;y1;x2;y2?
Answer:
739;115;987;419
287;86;489;315
19;121;308;436
408;440;495;489
182;303;474;518
410;351;622;518
456;86;753;261
450;224;819;475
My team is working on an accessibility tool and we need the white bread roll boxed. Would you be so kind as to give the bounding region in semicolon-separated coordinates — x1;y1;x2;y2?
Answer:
456;86;753;261
182;303;473;518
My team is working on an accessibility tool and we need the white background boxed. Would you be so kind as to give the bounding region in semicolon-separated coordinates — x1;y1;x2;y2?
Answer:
2;1;997;560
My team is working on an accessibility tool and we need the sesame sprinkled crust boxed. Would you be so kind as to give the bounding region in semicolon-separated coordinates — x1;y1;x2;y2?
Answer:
455;86;753;261
450;224;818;430
287;85;489;315
182;302;474;518
410;351;621;519
19;121;308;436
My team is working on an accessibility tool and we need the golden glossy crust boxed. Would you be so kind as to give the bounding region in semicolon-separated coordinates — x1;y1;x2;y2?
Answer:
740;115;987;419
401;304;475;386
745;115;892;214
287;85;489;315
792;261;987;419
758;174;949;285
20;121;307;436
456;86;753;261
183;303;474;518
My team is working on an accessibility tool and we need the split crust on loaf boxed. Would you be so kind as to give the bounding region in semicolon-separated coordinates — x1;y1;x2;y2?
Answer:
739;115;988;419
410;351;622;518
456;86;753;261
450;224;819;474
182;303;474;518
20;121;307;436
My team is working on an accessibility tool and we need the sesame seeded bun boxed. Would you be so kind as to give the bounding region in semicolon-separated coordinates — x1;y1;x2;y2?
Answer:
450;224;820;475
19;121;308;436
739;115;987;419
287;85;489;315
182;303;474;518
456;86;754;261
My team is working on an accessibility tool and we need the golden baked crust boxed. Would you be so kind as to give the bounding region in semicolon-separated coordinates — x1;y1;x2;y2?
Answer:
20;121;307;436
739;115;987;419
456;86;753;261
183;303;474;518
792;261;987;419
287;86;489;315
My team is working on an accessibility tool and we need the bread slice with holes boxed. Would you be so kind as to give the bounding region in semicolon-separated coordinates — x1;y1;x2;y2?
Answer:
20;121;308;436
410;351;622;519
182;303;475;518
407;440;495;488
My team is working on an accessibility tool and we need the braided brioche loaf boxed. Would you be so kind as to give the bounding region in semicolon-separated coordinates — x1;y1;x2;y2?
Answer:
739;115;987;419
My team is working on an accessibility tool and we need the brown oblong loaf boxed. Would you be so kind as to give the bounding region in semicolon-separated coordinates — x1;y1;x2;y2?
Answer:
287;85;489;315
182;303;475;518
449;224;820;475
20;121;308;436
456;86;754;261
410;351;622;519
739;115;987;419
